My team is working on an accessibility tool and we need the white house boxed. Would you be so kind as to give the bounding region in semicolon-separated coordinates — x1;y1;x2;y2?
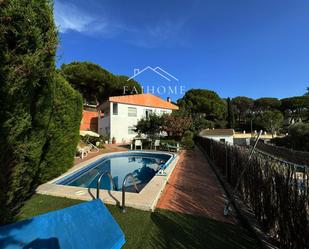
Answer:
97;93;179;143
199;129;235;145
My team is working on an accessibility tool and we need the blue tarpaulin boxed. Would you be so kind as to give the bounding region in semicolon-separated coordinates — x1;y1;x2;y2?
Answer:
0;199;125;249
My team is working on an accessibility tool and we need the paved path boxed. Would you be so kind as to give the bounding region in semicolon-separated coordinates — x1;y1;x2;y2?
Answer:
74;144;128;165
157;147;235;224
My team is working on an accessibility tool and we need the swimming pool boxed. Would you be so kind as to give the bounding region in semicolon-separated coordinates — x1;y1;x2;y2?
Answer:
56;152;174;192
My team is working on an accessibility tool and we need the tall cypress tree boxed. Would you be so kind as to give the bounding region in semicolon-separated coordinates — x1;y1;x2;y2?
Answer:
0;0;82;224
227;97;235;129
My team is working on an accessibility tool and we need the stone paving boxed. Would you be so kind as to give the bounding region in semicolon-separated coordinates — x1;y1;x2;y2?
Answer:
74;144;128;165
156;147;235;224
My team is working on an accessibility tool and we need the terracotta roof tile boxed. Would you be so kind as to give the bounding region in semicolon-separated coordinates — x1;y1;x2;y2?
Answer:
108;93;179;110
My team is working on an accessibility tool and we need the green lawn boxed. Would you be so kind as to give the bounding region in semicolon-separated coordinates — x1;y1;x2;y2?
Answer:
16;194;259;249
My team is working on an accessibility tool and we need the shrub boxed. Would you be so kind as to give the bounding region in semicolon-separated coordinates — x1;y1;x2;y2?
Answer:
272;122;309;152
134;113;164;138
160;138;178;145
0;0;57;224
0;0;81;224
162;113;193;140
38;74;82;183
256;110;284;137
181;131;195;149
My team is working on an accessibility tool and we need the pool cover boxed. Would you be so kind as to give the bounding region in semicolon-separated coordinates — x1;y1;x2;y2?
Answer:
0;199;125;249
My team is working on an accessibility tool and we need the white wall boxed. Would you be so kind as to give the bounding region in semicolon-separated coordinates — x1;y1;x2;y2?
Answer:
98;103;111;138
99;102;172;143
202;135;234;145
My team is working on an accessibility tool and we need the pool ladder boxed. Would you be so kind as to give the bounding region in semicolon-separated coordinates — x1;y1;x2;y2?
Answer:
96;172;139;213
96;171;115;199
121;173;139;213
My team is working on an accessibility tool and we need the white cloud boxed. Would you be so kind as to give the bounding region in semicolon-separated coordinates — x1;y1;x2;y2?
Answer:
54;0;105;33
53;1;190;48
126;20;189;48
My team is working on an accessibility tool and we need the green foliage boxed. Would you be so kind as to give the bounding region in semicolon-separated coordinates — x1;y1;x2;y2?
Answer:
60;62;142;103
100;134;110;143
181;131;194;149
0;0;82;224
38;74;82;183
116;75;142;97
226;97;235;129
289;122;309;137
60;62;112;103
134;112;193;142
232;96;254;112
162;113;193;140
178;89;226;121
17;194;259;249
231;96;254;125
273;122;309;152
134;113;164;138
254;97;281;111
256;110;284;136
0;0;57;224
281;96;309;121
159;138;178;146
177;89;226;132
191;117;214;134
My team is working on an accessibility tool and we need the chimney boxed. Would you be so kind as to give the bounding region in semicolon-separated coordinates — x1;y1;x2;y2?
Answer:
134;68;139;76
167;97;171;103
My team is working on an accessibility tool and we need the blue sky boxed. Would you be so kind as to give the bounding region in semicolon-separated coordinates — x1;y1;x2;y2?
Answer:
54;0;309;101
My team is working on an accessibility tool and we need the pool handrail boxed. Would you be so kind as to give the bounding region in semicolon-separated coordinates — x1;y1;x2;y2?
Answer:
122;173;139;213
96;171;115;199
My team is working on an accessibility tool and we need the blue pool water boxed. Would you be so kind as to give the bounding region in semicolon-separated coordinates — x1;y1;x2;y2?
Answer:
57;152;173;192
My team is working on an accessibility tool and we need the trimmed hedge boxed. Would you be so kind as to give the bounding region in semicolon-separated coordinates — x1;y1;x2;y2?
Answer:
38;74;82;183
0;0;82;224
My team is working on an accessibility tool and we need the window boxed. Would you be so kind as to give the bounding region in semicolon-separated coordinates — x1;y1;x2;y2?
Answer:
145;109;152;118
128;107;137;117
220;138;226;143
128;126;136;134
113;103;118;115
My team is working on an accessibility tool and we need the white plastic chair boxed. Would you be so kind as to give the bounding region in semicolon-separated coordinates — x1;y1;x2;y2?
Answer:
154;140;160;150
134;140;143;150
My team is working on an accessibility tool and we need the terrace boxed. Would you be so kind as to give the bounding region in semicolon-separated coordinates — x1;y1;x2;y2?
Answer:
14;146;260;249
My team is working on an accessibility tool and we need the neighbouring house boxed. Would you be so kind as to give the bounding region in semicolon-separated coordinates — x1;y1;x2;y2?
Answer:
80;104;98;132
97;93;179;143
199;129;235;145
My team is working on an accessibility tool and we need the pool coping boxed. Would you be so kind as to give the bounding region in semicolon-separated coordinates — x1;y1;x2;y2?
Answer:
36;150;179;211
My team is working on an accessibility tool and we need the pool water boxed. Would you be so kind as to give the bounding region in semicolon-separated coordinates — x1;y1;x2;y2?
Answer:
57;152;173;192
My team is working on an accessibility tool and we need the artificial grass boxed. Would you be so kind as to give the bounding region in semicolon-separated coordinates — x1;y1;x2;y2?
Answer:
15;194;259;249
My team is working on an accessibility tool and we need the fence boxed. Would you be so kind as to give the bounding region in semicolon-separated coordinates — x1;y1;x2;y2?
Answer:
196;136;309;249
252;141;309;166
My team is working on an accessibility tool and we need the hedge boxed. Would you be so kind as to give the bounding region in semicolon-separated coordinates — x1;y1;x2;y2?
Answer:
196;137;309;249
0;0;82;224
38;74;82;183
